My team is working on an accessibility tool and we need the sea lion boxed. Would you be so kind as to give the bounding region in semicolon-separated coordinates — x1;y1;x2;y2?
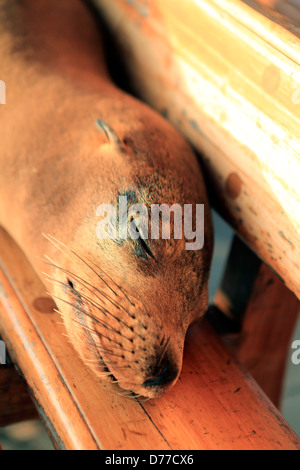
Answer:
0;0;213;398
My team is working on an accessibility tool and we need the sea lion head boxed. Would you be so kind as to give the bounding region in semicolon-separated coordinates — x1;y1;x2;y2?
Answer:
45;107;213;399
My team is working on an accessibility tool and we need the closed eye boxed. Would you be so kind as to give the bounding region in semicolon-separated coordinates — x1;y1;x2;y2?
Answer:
130;217;156;261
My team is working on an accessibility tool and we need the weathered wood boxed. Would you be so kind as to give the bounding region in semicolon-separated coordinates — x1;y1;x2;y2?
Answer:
213;234;300;406
213;235;261;325
0;366;38;427
0;228;299;449
253;0;300;30
90;0;300;299
236;263;300;407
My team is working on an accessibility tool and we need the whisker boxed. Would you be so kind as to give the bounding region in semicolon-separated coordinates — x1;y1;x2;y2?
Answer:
50;287;135;359
43;261;137;321
47;291;134;343
42;243;138;320
60;281;137;337
98;361;132;370
69;249;119;298
86;256;135;307
42;233;76;266
42;233;119;300
116;390;135;397
76;320;134;355
117;392;144;400
82;308;136;344
74;290;147;342
75;290;131;328
77;306;135;344
85;342;127;360
116;392;130;398
85;347;134;370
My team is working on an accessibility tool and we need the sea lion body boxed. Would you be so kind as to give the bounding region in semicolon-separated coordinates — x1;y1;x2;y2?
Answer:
0;0;213;398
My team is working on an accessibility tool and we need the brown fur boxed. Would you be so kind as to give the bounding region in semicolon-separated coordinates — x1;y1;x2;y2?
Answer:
0;0;213;398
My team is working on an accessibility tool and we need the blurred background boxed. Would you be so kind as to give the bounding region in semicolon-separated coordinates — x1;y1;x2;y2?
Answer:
0;210;299;449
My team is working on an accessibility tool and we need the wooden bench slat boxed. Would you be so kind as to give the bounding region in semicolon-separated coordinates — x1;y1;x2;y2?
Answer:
236;262;300;406
143;321;300;450
213;235;300;406
0;272;100;450
0;228;299;449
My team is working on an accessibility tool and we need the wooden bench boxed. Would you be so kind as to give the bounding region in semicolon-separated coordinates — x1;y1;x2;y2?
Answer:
1;0;300;450
0;227;299;450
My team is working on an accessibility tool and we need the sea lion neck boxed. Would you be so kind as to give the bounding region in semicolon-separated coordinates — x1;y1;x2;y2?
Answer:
0;0;110;85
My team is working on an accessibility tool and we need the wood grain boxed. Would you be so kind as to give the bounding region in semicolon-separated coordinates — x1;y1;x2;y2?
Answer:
213;235;300;406
91;0;300;299
252;0;300;30
0;228;299;449
236;263;300;406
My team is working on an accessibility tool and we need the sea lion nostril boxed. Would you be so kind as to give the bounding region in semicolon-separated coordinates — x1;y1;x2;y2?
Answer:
143;359;178;388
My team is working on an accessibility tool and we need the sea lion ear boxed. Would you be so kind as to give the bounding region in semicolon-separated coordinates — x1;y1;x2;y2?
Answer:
95;119;124;151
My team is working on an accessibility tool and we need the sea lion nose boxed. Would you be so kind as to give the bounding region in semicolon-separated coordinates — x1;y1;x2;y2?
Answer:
143;356;178;388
